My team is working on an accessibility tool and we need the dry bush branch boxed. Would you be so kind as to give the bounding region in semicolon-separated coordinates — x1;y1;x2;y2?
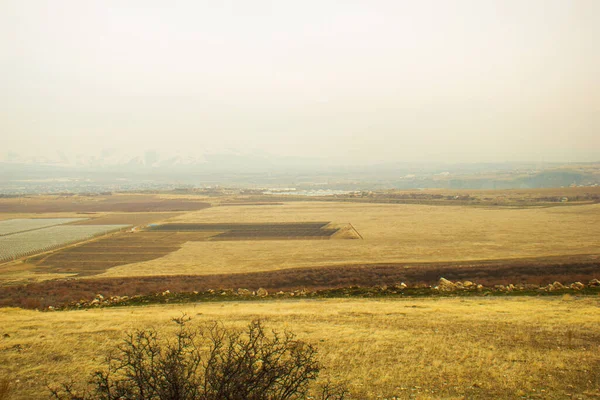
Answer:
49;315;346;400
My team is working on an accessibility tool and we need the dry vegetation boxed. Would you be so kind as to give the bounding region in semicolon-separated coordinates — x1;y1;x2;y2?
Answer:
1;297;599;399
360;187;600;206
69;212;183;226
2;257;599;310
0;201;598;283
0;194;210;213
92;201;600;278
1;194;599;399
20;223;355;278
239;186;600;207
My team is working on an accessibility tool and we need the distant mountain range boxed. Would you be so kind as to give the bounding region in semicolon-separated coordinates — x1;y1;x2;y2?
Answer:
1;150;599;194
1;150;208;169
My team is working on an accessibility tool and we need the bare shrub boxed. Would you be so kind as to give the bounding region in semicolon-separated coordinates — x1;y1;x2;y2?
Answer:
49;315;346;400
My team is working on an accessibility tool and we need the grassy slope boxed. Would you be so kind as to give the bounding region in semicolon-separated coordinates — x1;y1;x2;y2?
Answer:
1;297;599;399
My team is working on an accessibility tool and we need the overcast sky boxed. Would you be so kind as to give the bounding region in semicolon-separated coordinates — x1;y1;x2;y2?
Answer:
1;0;599;164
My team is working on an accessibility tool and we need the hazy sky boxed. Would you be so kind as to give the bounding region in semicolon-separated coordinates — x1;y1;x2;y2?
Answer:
1;0;599;164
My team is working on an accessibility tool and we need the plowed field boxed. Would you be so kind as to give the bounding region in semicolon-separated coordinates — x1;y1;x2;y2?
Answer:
71;212;183;226
0;195;210;213
30;232;215;276
148;222;342;239
29;222;357;276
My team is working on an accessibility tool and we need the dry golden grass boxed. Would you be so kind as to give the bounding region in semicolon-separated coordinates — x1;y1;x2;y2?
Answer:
96;201;600;277
0;210;187;222
0;266;74;285
0;212;103;221
1;297;599;399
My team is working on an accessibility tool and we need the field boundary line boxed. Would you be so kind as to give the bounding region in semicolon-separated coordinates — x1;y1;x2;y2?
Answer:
348;223;363;240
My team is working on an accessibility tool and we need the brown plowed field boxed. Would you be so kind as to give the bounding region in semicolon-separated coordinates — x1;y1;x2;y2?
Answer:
1;254;598;308
70;212;183;226
148;222;342;240
0;195;210;213
218;202;285;206
148;222;330;229
28;222;355;276
27;222;358;277
29;232;218;276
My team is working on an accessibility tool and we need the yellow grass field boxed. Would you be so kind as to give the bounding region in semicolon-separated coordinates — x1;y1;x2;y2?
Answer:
97;201;600;277
1;297;599;399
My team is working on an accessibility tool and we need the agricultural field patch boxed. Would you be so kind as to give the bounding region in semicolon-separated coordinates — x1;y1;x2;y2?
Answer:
70;212;183;226
0;195;211;213
2;201;599;283
29;222;359;276
30;232;219;276
93;201;600;278
0;225;130;263
147;222;355;240
218;202;285;206
0;218;87;236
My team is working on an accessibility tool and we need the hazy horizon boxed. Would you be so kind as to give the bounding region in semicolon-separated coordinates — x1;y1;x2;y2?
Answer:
2;0;599;165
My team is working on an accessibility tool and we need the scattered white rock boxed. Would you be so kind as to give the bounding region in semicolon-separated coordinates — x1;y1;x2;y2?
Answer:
438;278;456;292
570;282;585;290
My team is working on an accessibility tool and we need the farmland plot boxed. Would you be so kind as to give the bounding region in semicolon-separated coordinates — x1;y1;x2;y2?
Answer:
70;212;183;226
0;218;87;236
147;222;350;240
0;195;211;213
0;225;129;263
30;232;190;276
28;223;359;276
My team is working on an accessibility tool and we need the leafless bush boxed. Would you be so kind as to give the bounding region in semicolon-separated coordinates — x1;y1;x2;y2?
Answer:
49;315;346;400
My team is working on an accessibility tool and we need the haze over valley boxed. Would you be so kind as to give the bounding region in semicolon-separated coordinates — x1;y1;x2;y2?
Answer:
1;1;599;399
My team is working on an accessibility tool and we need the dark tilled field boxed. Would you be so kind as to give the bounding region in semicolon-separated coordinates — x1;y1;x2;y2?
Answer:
28;223;348;276
25;221;356;276
148;222;332;231
211;229;339;240
28;232;213;275
148;222;340;239
3;254;598;309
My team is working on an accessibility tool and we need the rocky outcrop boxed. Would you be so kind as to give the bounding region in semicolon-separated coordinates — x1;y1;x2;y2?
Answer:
438;278;456;292
570;282;585;290
544;282;566;292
